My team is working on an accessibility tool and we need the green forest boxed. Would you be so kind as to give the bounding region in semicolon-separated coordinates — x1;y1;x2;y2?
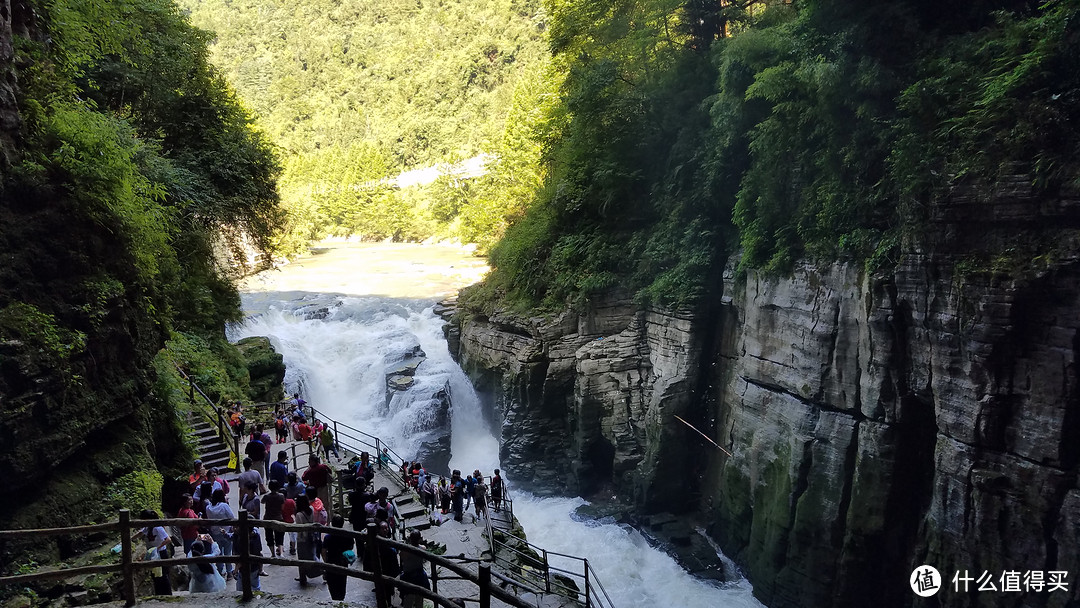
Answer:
178;0;1080;310
480;0;1080;309
177;0;551;251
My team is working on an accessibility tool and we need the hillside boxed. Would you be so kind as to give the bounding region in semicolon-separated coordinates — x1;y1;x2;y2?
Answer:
470;0;1080;310
177;0;550;250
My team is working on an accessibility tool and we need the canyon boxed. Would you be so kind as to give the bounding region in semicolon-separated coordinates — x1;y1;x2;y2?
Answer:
447;180;1080;608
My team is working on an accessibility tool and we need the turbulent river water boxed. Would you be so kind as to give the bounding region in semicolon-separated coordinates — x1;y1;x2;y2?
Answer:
231;241;763;608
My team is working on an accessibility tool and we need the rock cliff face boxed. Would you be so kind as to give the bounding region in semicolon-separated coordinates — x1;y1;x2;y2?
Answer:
450;181;1080;607
452;291;706;504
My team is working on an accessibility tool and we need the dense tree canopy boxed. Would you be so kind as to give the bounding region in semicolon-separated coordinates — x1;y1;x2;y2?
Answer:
0;0;284;532
164;0;1080;309
177;0;549;250
3;0;282;377
474;0;1080;310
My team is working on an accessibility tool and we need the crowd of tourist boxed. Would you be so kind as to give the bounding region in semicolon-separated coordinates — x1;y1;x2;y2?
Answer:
401;462;505;523
135;394;507;604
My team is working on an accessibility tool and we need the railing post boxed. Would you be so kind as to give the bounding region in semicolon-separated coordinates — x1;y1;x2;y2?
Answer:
430;559;439;594
234;434;240;472
543;549;551;593
237;511;253;601
333;420;339;459
336;473;344;516
119;509;135;607
291;443;297;466
479;563;491;608
584;559;590;607
375;438;382;470
367;524;388;608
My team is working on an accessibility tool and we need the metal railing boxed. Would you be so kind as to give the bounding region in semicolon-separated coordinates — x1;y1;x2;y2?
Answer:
176;366;240;470
0;510;536;608
490;524;614;608
192;389;613;608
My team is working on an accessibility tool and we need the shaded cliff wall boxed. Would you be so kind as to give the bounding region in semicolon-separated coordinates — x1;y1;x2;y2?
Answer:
454;291;708;505
706;181;1080;608
0;2;185;567
452;182;1080;607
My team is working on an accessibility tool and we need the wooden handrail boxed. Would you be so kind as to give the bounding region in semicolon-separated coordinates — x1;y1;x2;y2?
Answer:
0;521;119;538
176;376;610;607
0;509;540;608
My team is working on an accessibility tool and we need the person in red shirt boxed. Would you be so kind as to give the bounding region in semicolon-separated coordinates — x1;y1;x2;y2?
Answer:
177;494;200;554
297;419;313;442
281;488;297;556
301;454;333;519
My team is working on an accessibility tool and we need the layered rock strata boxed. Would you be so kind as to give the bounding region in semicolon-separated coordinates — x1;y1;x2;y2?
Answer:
449;182;1080;607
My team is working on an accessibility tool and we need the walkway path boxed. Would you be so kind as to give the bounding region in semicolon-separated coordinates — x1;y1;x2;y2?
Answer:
206;437;568;608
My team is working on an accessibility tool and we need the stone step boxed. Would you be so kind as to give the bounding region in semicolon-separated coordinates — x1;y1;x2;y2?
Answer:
394;495;418;507
200;447;232;467
399;505;427;520
191;426;219;439
403;519;431;532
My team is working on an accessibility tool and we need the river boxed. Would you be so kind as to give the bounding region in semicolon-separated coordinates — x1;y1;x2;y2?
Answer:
231;241;763;608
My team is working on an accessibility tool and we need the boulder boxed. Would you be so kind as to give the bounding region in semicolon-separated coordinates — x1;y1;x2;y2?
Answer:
234;336;285;403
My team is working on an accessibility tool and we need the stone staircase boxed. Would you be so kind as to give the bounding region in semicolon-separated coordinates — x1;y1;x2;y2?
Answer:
190;417;233;472
394;492;432;531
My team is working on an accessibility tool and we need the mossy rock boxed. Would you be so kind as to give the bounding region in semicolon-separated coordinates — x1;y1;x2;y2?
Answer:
235;336;285;403
551;572;579;599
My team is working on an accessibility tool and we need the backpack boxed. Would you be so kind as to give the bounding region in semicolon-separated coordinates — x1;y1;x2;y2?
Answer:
275;418;285;431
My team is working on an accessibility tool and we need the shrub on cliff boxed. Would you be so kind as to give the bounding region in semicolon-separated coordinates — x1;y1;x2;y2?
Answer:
478;0;1079;309
0;0;282;545
104;470;164;516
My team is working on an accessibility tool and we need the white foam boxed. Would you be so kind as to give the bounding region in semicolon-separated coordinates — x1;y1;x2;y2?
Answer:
233;289;762;608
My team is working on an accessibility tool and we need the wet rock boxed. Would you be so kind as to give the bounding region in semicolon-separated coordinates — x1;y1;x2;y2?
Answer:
433;296;457;320
384;355;428;407
387;375;415;390
385;337;425;364
635;513;730;582
571;501;633;524
296;298;341;320
388;358;424;378
417;431;452;474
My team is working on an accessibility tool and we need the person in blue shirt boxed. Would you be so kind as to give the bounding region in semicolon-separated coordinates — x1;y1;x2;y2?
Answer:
290;392;306;419
464;473;477;510
270;451;290;487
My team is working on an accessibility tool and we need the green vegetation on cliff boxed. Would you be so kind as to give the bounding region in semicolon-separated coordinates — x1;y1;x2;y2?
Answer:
473;0;1080;310
177;0;549;250
0;0;282;552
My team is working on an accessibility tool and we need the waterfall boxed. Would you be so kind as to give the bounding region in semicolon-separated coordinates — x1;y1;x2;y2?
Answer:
231;243;764;608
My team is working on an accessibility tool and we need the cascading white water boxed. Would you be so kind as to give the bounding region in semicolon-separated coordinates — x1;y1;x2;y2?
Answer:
512;494;763;608
231;294;497;474
231;242;764;608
